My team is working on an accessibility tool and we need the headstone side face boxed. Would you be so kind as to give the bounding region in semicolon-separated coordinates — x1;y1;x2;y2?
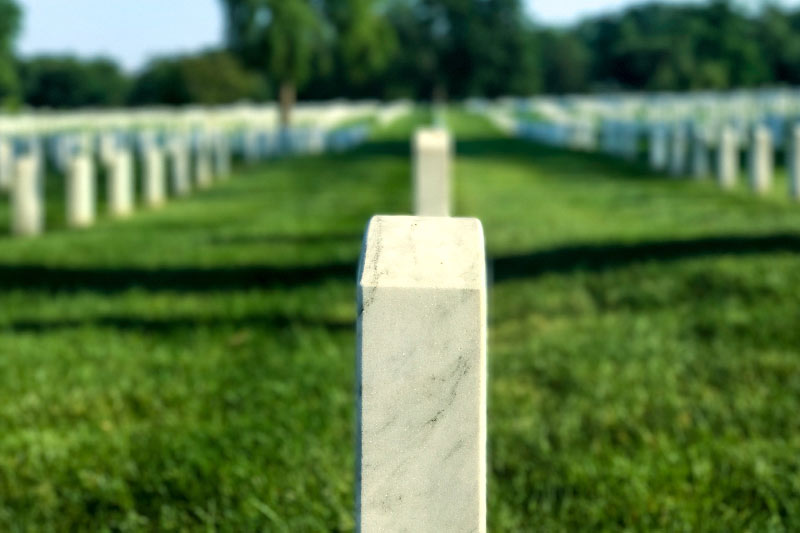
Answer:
357;215;487;533
12;155;43;236
67;154;95;228
413;129;452;216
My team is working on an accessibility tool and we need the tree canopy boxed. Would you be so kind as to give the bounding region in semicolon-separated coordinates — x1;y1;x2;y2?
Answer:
128;50;268;106
7;0;800;109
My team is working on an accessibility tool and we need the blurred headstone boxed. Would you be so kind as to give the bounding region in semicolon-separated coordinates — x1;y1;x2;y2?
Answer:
749;125;773;195
12;154;43;236
66;153;95;228
413;128;452;216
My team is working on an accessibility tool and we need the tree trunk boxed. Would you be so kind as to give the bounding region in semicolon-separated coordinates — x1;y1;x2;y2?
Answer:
279;81;296;129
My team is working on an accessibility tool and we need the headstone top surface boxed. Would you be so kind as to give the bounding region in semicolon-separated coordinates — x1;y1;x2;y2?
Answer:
359;215;485;290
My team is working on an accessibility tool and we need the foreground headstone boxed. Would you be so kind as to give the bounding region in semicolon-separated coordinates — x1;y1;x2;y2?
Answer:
413;129;452;216
144;147;166;207
12;154;43;236
66;153;95;228
108;149;134;217
749;125;773;195
717;125;738;189
357;215;487;533
789;125;800;200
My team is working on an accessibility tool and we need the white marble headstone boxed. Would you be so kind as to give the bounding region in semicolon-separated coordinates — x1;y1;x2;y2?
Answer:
108;149;134;217
66;153;95;228
0;137;13;191
749;125;773;195
717;125;738;189
144;147;166;207
669;123;688;177
789;124;800;200
413;129;452;216
357;215;487;533
170;140;191;196
12;155;43;236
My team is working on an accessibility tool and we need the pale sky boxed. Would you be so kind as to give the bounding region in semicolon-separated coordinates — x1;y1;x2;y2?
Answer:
14;0;800;71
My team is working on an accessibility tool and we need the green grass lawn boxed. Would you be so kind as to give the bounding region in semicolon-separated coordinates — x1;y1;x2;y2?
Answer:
1;108;799;531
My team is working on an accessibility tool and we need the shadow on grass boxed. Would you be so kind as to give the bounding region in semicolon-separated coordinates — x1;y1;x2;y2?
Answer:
208;232;360;246
0;262;356;293
2;313;353;334
0;233;798;293
492;232;800;282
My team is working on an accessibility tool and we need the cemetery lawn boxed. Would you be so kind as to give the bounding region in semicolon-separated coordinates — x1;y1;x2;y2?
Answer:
1;108;800;531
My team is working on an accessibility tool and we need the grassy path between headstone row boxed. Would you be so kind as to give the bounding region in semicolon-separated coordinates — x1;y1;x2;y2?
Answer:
1;108;799;531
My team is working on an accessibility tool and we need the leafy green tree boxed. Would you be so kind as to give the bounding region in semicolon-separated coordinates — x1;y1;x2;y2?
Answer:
19;56;129;108
220;0;325;126
0;0;21;108
129;50;268;106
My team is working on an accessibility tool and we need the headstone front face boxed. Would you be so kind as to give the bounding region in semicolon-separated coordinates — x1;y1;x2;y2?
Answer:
12;155;43;236
357;215;487;533
66;153;95;228
108;150;134;217
144;147;166;207
717;125;738;189
413;129;452;216
749;125;773;194
789;125;800;200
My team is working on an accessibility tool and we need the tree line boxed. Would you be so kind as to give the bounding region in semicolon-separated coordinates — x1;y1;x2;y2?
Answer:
1;0;800;112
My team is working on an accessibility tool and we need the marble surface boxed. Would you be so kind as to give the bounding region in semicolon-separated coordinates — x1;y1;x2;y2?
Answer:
67;154;95;228
749;126;773;194
413;129;452;216
357;215;487;533
12;155;43;236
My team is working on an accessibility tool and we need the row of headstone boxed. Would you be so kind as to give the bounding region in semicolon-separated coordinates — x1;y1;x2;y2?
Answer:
6;128;232;237
356;126;487;531
499;100;800;201
0;99;409;238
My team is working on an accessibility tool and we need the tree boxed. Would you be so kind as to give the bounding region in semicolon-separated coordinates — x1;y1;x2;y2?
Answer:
129;50;268;106
0;0;21;108
220;0;326;127
19;56;129;108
